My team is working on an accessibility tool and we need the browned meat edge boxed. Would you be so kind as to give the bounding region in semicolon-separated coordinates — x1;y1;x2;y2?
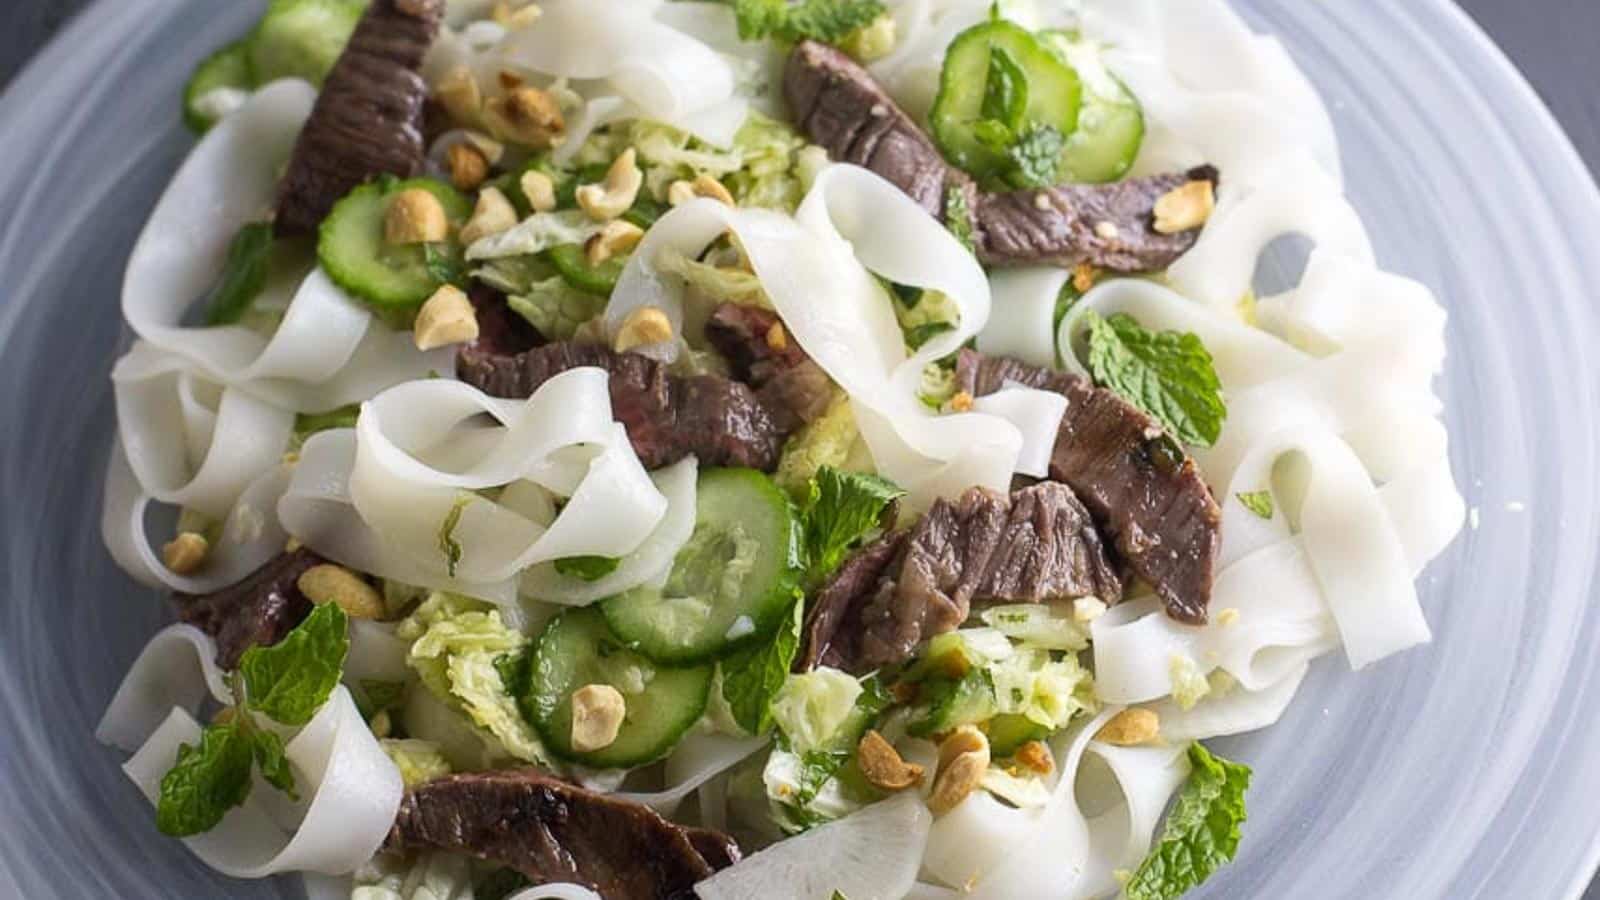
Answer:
174;548;326;668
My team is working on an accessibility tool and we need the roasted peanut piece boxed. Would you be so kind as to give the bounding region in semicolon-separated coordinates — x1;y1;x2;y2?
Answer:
585;219;644;266
765;321;788;352
688;173;735;207
576;149;644;221
435;66;483;126
858;730;925;792
948;391;975;413
1153;180;1216;234
1094;220;1120;241
1096;708;1161;746
613;305;673;353
1073;597;1107;623
162;531;209;575
370;710;393;739
520;170;558;212
414;284;480;351
486;85;565;147
446;142;490;191
1072;261;1098;293
1216;607;1241;627
493;1;542;28
297;564;385;620
571;684;626;752
385;188;450;245
1015;740;1054;775
930;725;990;814
459;186;519;246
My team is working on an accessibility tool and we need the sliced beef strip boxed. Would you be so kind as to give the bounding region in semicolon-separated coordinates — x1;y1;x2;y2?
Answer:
385;769;737;900
801;483;1123;674
957;349;1221;624
274;0;444;234
457;337;790;471
782;40;1214;274
703;302;835;430
174;548;326;669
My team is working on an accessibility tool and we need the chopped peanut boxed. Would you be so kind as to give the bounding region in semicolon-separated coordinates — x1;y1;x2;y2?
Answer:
413;284;480;351
446;142;490;191
485;85;565;148
1153;180;1216;234
162;531;209;575
370;710;393;739
385;189;450;245
1096;708;1161;746
1014;740;1054;776
297;564;385;620
930;725;990;814
858;730;925;792
949;391;975;413
493;1;542;28
585;219;644;266
765;321;788;352
613;305;673;353
576;149;644;221
1216;607;1241;627
435;66;483;127
666;174;736;208
571;684;626;752
1094;220;1120;241
459;186;519;246
1072;261;1098;294
520;170;558;213
1073;597;1107;623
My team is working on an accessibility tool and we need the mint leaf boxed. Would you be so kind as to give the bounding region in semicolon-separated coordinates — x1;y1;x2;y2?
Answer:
438;493;473;578
554;555;622;582
904;321;956;351
250;728;298;801
728;0;887;44
1236;491;1274;519
1124;743;1251;900
239;602;350;726
356;679;406;720
1005;122;1066;189
981;46;1029;133
786;678;892;805
205;223;275;326
801;467;905;587
156;721;256;837
943;186;975;253
424;243;466;288
290;404;360;450
721;597;804;734
1085;312;1226;448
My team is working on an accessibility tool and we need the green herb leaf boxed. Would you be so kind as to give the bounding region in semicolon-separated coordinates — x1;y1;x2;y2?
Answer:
903;321;956;351
1085;312;1226;448
290;404;360;450
981;46;1029;133
787;678;892;805
553;555;622;582
727;0;888;44
239;602;350;726
1124;743;1251;900
438;493;473;578
720;595;804;734
801;467;906;587
888;281;924;309
943;186;976;253
250;728;298;801
205;223;276;326
1005;122;1066;189
1236;491;1274;520
424;242;467;288
356;679;407;721
155;721;256;837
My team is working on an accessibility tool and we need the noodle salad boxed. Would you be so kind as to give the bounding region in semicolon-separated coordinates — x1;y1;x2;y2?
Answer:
96;1;1465;898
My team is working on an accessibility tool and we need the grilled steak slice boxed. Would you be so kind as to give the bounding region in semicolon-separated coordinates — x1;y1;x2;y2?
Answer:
457;338;790;470
385;769;738;900
783;40;1212;273
704;302;835;430
801;483;1122;674
274;0;443;234
174;548;326;668
957;350;1220;623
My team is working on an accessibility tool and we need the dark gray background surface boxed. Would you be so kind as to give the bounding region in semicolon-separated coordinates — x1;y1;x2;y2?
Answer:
2;1;1598;897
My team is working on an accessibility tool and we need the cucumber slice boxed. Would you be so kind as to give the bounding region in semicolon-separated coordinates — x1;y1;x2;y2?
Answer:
986;713;1049;756
523;608;712;768
1041;32;1146;183
547;244;626;297
318;178;472;323
183;40;254;133
249;0;367;87
602;469;802;666
930;19;1082;181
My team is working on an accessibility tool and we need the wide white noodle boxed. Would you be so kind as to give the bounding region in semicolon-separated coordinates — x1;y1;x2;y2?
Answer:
616;732;769;815
508;886;603;900
97;626;402;878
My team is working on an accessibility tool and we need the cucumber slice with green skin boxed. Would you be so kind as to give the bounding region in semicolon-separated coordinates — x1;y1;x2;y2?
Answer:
602;468;803;666
524;608;712;769
930;19;1082;182
318;178;472;324
1041;31;1146;183
986;712;1049;756
248;0;367;87
547;244;627;297
184;40;254;134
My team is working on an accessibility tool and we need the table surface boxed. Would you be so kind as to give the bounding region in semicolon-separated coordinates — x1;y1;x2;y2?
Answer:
3;1;1598;898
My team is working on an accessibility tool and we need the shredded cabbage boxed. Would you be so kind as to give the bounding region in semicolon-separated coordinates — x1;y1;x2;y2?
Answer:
980;604;1091;651
770;668;863;755
507;280;608;341
774;391;862;497
380;739;453;788
654;248;771;308
351;852;474;900
465;210;604;261
988;649;1096;729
